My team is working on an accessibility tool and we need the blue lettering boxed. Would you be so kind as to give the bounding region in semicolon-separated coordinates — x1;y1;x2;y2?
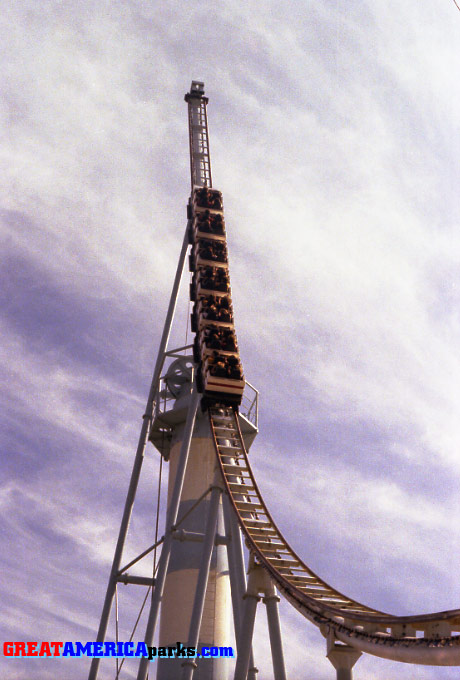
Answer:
135;642;148;657
104;642;116;656
220;646;234;657
123;642;134;657
63;642;75;657
93;642;103;657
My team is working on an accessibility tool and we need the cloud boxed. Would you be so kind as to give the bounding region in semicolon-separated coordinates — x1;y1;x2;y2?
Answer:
1;1;460;678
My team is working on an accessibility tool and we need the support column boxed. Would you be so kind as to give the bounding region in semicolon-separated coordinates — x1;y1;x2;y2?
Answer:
156;408;230;680
326;633;361;680
233;591;260;680
223;497;258;680
263;584;287;680
223;500;244;639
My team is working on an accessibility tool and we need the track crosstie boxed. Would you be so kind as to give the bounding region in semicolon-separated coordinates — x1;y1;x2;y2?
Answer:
209;406;460;666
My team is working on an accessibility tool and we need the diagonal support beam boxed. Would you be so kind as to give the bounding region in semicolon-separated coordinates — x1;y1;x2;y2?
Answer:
88;226;190;680
181;483;223;679
136;386;200;680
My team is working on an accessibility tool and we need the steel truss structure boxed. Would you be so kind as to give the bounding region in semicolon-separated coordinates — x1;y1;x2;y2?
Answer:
89;82;460;680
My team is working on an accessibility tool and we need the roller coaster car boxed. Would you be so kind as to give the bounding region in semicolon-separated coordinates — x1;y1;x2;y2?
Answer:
193;211;226;241
198;325;238;357
193;187;223;212
191;295;233;334
195;295;234;331
193;238;228;268
193;266;230;298
200;354;245;407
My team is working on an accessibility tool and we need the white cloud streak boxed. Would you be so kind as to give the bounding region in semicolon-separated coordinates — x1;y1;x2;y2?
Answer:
1;1;460;678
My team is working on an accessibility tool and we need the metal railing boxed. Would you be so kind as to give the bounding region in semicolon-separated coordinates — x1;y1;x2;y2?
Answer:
240;380;259;429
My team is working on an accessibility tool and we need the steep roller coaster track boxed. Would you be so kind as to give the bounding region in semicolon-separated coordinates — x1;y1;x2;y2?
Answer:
209;407;460;665
185;80;460;667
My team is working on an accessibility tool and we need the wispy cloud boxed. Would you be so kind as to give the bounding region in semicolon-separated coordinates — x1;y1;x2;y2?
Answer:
1;1;460;678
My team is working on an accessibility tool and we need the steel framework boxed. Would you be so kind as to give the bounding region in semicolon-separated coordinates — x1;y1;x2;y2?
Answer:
89;82;460;680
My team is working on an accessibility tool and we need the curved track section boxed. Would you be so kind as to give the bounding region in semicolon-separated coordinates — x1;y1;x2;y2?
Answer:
209;406;460;665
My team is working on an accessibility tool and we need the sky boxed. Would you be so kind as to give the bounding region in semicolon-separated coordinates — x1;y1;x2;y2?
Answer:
1;0;460;678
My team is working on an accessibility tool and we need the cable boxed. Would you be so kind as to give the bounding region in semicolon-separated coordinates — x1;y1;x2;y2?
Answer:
452;0;460;11
115;585;152;679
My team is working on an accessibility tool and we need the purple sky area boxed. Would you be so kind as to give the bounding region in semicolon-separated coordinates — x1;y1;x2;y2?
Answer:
2;1;460;678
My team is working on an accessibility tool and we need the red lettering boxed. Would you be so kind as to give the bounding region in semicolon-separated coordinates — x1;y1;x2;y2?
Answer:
50;642;64;656
3;642;14;656
27;642;38;656
15;642;26;655
39;642;51;657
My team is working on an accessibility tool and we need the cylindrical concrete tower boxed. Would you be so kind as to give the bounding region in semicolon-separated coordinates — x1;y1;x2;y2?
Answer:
154;359;231;680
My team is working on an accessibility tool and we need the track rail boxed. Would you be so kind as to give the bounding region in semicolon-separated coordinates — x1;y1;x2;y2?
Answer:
209;406;460;665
